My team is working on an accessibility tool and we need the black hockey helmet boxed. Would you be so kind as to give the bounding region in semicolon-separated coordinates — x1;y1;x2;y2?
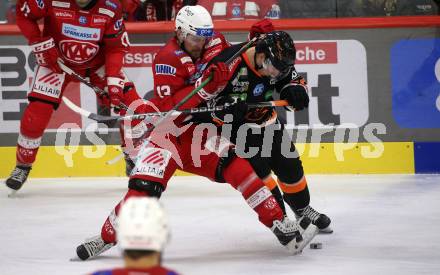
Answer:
255;31;296;79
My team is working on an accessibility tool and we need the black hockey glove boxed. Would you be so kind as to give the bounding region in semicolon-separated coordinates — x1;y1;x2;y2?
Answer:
279;84;309;111
212;96;248;126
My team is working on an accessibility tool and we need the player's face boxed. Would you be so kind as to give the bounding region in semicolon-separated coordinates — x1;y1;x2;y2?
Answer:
260;59;281;79
183;34;207;59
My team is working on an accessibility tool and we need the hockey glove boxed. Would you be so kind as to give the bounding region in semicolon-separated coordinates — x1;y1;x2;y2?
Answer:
249;19;275;40
211;96;248;126
197;62;230;101
106;76;125;111
280;83;309;111
30;37;62;73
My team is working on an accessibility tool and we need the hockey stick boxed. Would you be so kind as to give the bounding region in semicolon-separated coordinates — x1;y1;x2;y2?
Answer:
57;59;130;111
62;96;288;124
62;35;261;126
143;35;261;134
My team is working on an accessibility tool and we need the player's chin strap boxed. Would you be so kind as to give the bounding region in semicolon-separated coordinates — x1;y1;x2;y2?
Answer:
57;59;130;112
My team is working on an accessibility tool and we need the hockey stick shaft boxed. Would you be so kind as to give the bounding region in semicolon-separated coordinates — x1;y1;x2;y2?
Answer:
62;95;289;125
146;36;260;133
57;60;129;111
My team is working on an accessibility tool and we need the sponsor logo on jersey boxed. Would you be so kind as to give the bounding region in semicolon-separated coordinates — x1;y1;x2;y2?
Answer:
174;50;184;56
180;56;192;64
52;1;70;8
114;18;123;30
206;37;221;48
79;16;87;25
92;15;107;25
32;71;63;98
204;48;221;61
135;148;171;179
53;9;74;19
59;40;99;63
98;8;115;18
155;64;176;76
62;23;101;41
105;0;117;9
35;0;44;9
253;83;264;96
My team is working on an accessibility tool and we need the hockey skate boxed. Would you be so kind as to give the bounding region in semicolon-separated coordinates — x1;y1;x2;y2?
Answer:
295;205;333;234
76;235;114;260
5;165;32;195
271;216;319;255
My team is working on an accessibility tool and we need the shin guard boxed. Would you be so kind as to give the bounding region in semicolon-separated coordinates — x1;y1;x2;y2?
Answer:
16;101;54;165
100;189;148;243
223;158;283;228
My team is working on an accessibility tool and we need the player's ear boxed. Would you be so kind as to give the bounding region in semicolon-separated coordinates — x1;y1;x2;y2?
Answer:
176;29;185;43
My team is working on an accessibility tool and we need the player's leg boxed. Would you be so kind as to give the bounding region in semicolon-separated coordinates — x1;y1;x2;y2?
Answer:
270;127;332;233
232;127;287;215
188;134;317;254
75;141;177;260
5;66;66;192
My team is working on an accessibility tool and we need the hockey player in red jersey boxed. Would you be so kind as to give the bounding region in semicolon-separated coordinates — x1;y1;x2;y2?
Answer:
90;197;179;275
75;6;318;260
6;0;131;191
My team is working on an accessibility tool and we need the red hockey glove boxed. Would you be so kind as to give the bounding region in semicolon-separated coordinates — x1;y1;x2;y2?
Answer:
249;19;275;40
197;62;230;101
30;37;62;73
280;83;309;111
106;76;125;111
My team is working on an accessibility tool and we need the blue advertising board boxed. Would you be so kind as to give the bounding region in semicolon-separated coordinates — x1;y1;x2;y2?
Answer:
391;39;440;128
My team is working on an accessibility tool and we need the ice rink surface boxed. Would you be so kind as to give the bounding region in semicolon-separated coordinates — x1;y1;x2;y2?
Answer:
1;174;440;275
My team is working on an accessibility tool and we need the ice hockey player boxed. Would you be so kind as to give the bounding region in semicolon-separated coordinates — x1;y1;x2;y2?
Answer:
89;197;179;275
75;5;318;260
191;30;333;233
6;0;132;192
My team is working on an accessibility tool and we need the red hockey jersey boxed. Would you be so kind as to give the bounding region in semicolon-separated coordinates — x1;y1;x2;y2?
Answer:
16;0;128;77
151;32;230;111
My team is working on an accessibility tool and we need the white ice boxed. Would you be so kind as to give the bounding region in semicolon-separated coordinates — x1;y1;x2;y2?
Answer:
1;174;440;275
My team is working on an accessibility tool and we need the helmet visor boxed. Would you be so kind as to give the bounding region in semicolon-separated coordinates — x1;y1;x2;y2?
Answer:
263;58;293;81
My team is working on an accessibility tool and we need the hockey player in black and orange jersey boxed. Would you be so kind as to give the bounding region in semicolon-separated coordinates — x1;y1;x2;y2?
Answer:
89;197;179;275
75;6;318;261
191;31;333;233
6;0;134;192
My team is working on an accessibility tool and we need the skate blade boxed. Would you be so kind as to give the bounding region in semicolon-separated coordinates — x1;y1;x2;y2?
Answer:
7;189;19;198
286;224;319;255
69;256;82;262
318;226;333;234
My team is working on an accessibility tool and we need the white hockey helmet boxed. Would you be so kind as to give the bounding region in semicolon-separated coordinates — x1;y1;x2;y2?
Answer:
117;197;169;252
175;5;214;38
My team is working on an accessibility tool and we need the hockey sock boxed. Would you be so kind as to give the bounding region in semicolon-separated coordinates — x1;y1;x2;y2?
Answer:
223;157;284;228
101;189;148;243
279;176;311;211
264;176;286;215
16;101;54;165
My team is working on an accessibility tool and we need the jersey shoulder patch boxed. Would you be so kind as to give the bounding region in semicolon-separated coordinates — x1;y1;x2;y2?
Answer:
98;7;115;18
